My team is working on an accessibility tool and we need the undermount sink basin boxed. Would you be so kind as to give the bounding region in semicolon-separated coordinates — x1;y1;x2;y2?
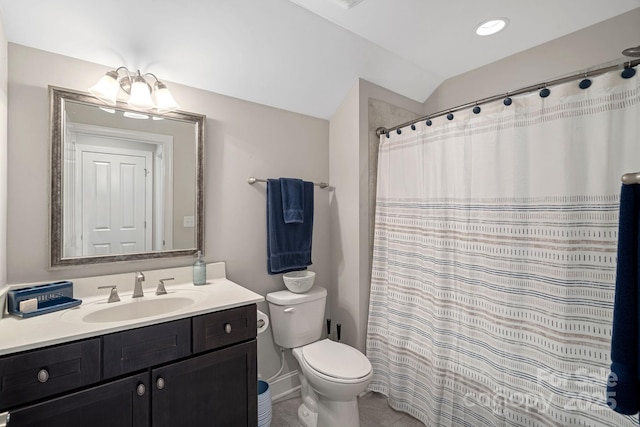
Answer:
62;290;206;324
82;297;196;323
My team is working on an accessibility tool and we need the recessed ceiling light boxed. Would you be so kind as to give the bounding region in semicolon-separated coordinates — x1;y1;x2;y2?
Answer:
475;18;509;36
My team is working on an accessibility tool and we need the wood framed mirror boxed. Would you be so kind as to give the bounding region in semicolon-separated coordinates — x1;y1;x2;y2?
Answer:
49;87;205;267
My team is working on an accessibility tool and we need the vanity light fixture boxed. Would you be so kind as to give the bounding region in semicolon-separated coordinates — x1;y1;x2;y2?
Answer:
89;66;179;112
475;18;509;36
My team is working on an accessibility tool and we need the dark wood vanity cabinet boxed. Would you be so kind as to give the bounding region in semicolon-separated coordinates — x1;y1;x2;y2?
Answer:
0;304;257;427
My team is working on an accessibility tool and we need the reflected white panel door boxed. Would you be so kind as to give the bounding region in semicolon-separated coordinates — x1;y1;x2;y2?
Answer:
82;151;148;255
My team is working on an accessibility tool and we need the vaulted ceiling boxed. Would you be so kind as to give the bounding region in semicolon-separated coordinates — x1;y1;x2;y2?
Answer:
0;0;638;118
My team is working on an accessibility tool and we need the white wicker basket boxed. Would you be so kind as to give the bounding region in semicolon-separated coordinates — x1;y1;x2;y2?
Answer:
282;271;316;293
258;380;272;427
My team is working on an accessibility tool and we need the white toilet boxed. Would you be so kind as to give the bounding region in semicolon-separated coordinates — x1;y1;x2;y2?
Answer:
267;286;372;427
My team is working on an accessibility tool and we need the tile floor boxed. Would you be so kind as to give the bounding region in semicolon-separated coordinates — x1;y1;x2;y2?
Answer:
270;391;425;427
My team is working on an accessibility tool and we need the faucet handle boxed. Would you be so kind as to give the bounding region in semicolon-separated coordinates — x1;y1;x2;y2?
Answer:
156;277;174;295
98;285;120;303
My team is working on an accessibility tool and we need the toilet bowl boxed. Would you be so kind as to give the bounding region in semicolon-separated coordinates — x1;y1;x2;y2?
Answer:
294;339;371;400
293;339;371;427
266;287;372;427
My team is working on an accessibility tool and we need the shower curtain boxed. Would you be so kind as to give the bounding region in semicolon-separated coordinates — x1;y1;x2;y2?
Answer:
366;70;640;427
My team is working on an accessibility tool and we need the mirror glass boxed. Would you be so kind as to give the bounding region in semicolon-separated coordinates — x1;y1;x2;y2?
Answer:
49;87;205;267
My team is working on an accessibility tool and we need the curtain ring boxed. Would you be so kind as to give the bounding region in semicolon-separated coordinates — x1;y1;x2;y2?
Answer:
622;62;636;79
504;92;512;106
579;73;592;89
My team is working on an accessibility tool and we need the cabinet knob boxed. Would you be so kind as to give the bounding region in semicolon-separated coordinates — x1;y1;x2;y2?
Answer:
37;368;49;383
156;377;166;390
136;383;146;396
224;323;232;334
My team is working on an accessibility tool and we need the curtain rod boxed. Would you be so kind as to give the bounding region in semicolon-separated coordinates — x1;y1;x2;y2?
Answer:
376;58;640;137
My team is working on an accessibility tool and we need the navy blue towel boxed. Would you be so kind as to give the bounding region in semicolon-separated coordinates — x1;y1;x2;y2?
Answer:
280;178;305;224
607;184;640;415
267;178;314;274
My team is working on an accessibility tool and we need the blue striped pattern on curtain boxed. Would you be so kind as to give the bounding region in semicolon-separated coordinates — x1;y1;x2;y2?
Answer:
366;70;640;427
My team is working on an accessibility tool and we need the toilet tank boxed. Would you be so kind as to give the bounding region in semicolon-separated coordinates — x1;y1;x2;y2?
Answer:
266;286;327;349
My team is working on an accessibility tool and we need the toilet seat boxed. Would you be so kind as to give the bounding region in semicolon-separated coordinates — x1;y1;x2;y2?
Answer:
301;339;371;381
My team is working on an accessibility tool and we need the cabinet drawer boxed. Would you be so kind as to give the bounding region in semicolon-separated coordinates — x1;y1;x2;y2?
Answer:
193;304;256;353
103;319;190;379
0;339;100;410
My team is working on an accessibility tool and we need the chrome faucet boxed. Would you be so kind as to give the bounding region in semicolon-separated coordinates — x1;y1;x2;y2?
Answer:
133;271;145;298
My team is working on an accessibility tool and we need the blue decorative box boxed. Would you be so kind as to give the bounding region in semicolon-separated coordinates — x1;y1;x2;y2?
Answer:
7;281;82;318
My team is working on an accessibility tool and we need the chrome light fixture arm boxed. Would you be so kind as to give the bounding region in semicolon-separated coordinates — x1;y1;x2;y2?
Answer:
114;66;134;94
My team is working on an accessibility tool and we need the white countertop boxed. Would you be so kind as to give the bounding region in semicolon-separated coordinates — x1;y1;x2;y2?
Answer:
0;265;264;356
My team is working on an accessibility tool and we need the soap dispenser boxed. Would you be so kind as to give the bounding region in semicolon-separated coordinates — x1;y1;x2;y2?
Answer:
193;251;206;285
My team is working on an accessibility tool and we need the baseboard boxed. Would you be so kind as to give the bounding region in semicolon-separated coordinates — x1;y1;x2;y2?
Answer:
269;369;301;402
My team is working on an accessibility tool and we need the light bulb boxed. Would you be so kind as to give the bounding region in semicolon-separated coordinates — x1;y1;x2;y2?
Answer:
88;70;120;106
128;74;155;110
153;81;179;112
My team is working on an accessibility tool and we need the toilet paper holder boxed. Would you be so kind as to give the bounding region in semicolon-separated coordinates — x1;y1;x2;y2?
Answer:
256;309;270;334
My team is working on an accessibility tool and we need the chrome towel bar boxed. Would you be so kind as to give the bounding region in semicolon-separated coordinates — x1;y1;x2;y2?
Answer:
248;177;329;189
621;172;640;184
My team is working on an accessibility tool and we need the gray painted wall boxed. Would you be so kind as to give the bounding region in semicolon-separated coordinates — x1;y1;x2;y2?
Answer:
6;43;330;381
329;78;422;352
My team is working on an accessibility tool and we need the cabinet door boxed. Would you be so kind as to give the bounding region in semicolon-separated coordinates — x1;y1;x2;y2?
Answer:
152;340;257;427
6;373;149;427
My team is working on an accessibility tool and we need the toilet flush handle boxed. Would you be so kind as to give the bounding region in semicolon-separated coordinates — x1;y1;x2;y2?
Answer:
283;307;296;314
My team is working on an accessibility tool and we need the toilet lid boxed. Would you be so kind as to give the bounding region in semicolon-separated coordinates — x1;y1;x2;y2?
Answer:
302;339;371;380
